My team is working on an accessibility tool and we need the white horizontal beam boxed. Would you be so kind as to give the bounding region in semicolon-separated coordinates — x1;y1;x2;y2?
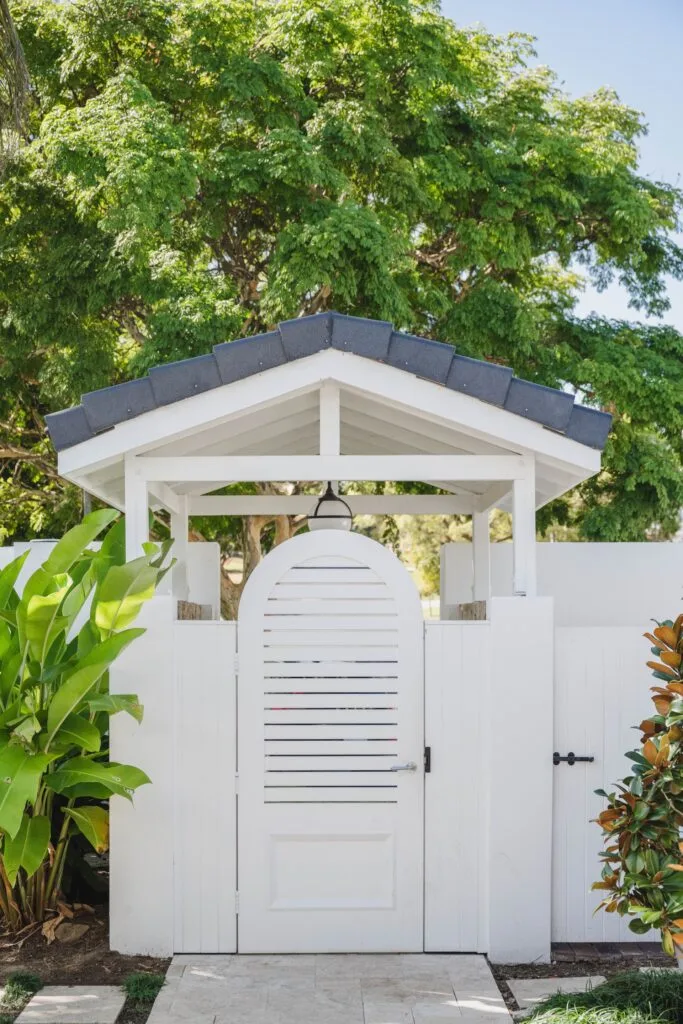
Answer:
188;494;476;515
133;454;530;484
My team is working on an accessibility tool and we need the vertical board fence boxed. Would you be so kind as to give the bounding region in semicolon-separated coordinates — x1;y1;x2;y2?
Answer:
173;620;237;953
552;626;651;942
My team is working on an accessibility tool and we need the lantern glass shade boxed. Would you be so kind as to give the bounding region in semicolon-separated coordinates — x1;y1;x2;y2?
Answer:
308;482;353;531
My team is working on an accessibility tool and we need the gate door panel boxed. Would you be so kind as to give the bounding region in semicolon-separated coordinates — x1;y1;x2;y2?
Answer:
237;530;424;953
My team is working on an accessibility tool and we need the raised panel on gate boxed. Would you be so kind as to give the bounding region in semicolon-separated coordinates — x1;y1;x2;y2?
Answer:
237;530;424;953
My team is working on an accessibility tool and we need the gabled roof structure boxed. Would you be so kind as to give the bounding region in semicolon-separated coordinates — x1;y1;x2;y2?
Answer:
47;312;610;454
46;313;611;599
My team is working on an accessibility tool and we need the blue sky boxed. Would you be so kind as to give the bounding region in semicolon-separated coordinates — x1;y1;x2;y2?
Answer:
441;0;683;329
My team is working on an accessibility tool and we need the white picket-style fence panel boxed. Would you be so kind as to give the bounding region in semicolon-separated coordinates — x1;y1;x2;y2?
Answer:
424;621;490;952
552;625;651;943
173;620;237;953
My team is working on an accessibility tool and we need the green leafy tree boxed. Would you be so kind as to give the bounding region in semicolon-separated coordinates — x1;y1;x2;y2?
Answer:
0;0;681;558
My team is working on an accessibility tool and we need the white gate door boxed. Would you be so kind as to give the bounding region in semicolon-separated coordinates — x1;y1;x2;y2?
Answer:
237;530;424;953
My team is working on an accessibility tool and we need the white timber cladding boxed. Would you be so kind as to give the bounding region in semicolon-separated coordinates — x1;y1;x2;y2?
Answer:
424;621;490;953
552;626;647;943
173;621;237;953
236;530;424;953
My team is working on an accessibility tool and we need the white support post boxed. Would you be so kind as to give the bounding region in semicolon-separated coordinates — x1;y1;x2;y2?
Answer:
472;511;491;602
124;456;149;559
512;458;537;597
170;494;189;602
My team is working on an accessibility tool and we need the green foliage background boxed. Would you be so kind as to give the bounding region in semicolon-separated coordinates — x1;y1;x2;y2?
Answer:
1;0;682;546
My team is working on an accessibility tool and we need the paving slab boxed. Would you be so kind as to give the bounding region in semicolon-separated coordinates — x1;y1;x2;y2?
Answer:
507;977;606;1009
147;953;513;1024
16;985;125;1023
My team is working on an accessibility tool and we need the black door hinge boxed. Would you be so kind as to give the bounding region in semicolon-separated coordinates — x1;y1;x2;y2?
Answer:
424;746;431;773
553;751;595;766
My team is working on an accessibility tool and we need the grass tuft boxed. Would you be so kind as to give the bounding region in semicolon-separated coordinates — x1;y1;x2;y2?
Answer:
123;971;165;1006
2;969;43;1010
528;971;683;1024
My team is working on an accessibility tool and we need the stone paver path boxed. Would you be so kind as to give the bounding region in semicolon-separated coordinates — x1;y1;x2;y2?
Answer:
15;985;125;1023
148;953;511;1024
507;977;605;1010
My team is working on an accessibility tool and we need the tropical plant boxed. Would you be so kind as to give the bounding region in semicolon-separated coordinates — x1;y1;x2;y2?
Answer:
593;612;683;958
0;508;171;932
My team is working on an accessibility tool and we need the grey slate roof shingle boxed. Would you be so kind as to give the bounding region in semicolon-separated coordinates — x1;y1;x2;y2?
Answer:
45;312;612;452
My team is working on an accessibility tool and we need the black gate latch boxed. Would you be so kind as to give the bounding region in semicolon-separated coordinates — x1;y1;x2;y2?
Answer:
553;751;595;766
424;746;431;773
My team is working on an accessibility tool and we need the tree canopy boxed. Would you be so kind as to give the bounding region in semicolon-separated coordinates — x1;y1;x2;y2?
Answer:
1;0;682;548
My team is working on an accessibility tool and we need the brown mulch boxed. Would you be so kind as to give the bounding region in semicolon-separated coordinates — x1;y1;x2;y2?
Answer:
0;909;169;1023
490;943;672;1012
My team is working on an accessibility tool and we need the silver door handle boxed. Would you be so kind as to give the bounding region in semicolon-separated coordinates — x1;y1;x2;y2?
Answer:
390;761;417;772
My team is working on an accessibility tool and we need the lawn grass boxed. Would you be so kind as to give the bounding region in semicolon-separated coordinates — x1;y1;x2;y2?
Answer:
529;971;683;1024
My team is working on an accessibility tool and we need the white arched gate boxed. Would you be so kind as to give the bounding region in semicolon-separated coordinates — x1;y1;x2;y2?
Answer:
237;530;424;953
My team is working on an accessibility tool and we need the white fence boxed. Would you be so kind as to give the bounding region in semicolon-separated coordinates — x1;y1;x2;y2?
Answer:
553;626;653;942
5;536;679;957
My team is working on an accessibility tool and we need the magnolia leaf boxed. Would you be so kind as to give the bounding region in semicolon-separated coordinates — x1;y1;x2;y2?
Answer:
2;813;50;884
663;928;675;956
642;739;658;765
64;806;108;853
654;626;678;650
86;694;143;723
0;748;55;838
648;661;677;679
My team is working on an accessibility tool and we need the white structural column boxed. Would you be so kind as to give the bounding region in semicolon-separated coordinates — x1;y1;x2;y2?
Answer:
170;494;189;602
124;455;149;559
512;458;537;596
488;595;554;962
472;511;491;602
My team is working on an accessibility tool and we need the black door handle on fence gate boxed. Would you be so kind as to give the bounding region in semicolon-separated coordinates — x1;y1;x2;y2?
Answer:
553;751;595;766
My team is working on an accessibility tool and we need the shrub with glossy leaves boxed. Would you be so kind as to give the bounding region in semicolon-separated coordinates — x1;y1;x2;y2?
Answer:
593;614;683;956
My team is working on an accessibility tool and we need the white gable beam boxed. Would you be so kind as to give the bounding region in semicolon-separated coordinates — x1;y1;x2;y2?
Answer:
134;454;529;484
189;494;475;515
